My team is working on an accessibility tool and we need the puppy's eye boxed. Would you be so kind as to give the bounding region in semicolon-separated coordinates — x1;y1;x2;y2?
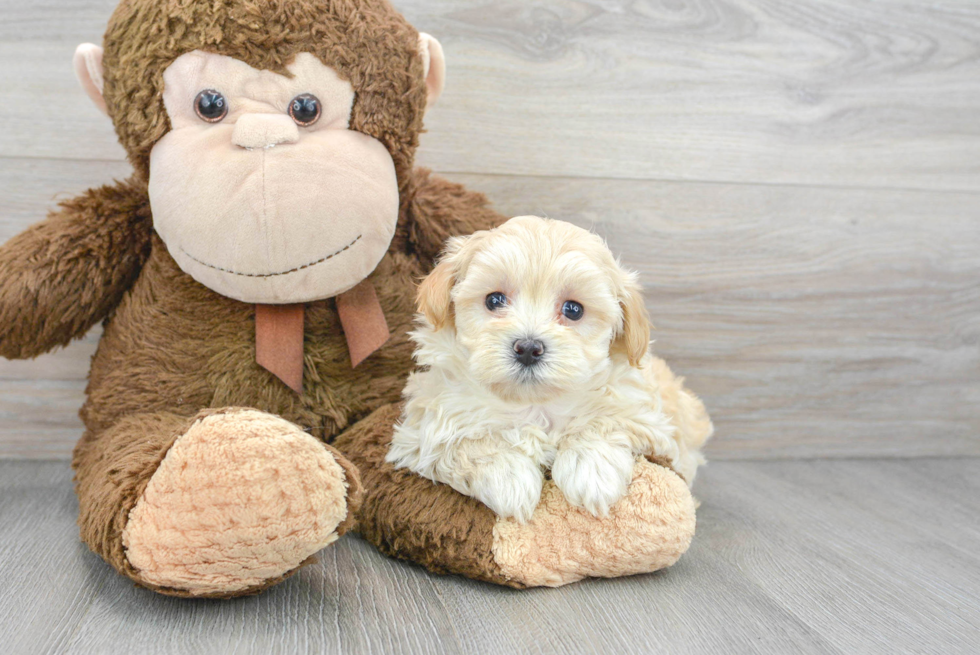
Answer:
194;90;228;123
562;300;584;321
485;292;508;311
289;94;321;126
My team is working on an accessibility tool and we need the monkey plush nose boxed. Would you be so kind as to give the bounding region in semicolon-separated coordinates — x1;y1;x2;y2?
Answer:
513;339;546;367
232;114;300;149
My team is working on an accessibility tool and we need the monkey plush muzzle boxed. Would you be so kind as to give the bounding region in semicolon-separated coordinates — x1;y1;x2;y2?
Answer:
148;51;400;305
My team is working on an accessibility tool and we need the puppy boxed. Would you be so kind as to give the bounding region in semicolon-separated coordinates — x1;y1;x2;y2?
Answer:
387;216;712;523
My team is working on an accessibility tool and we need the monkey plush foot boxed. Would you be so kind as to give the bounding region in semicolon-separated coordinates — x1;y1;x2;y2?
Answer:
334;404;696;588
122;408;362;596
74;408;361;598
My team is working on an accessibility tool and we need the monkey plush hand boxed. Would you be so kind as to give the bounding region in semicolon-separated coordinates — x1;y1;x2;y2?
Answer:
0;0;699;597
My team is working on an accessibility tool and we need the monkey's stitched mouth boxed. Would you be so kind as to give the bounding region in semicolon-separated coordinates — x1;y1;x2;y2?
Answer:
179;234;363;278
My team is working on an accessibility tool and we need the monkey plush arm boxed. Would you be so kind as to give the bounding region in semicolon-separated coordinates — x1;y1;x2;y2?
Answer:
0;179;152;359
406;167;506;265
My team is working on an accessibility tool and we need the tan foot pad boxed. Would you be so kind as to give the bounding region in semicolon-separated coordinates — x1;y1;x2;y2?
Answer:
492;459;697;587
122;408;351;596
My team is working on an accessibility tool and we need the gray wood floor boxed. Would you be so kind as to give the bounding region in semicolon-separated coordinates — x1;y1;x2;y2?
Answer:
1;458;977;654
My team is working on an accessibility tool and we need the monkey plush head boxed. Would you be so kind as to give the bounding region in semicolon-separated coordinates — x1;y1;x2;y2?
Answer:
73;0;446;304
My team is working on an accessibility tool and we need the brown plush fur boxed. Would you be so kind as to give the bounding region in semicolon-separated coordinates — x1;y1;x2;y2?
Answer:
0;0;504;597
0;179;152;359
63;163;501;594
73;410;193;586
2;0;699;596
103;0;427;186
77;168;500;440
334;404;521;588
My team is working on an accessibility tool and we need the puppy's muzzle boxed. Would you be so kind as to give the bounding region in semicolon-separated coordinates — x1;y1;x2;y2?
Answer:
513;339;545;367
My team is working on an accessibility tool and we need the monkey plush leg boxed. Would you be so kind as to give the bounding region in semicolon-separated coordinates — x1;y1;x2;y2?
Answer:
334;404;697;588
72;408;362;598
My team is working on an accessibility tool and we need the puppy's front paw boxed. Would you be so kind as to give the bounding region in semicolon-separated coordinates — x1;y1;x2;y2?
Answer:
552;441;635;517
470;454;543;523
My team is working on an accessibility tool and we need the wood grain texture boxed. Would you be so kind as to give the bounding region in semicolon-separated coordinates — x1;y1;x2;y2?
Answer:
480;174;980;460
0;1;978;459
2;159;977;459
1;459;977;654
0;0;979;190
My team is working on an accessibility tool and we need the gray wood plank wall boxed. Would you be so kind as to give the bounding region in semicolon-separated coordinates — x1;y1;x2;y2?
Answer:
1;0;978;459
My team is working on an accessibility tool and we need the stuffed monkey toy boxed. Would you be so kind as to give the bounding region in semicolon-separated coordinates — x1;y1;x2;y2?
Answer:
0;0;702;597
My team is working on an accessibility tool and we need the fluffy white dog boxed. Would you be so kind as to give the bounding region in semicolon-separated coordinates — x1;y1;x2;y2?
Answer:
387;216;711;523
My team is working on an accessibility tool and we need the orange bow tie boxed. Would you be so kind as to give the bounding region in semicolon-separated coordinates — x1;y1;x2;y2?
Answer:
254;280;390;393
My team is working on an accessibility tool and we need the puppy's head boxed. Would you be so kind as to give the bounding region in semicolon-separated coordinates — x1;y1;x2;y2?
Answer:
417;216;650;402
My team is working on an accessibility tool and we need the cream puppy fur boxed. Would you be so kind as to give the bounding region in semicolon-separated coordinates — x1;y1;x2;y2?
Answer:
387;216;710;523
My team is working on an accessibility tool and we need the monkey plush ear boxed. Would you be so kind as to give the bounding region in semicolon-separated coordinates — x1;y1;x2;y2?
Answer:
614;275;652;367
418;33;446;108
73;43;108;116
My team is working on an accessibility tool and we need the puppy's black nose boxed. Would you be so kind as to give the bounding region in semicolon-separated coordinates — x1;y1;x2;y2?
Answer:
513;339;545;367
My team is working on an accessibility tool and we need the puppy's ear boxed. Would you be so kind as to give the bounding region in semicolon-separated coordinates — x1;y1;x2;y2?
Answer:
417;236;470;330
417;258;456;330
615;274;651;367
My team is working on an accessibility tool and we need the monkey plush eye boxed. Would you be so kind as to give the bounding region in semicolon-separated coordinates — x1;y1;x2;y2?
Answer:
194;90;228;123
288;94;321;126
485;292;507;311
562;300;584;321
